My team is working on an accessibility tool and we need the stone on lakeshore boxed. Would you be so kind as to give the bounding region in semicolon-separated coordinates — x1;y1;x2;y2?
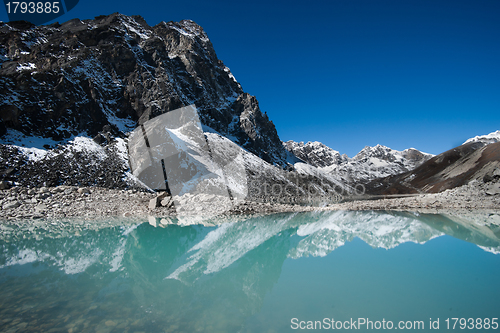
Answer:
77;188;90;194
160;217;174;225
53;186;65;193
63;188;74;195
485;183;500;196
160;197;172;207
0;181;10;190
148;197;160;209
157;191;170;200
36;193;50;200
3;201;20;209
148;215;159;227
35;204;47;212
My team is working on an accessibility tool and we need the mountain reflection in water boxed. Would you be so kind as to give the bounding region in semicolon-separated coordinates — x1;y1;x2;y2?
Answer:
0;211;499;332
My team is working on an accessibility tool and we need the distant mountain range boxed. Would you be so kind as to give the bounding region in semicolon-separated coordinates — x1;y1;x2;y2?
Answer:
283;141;433;184
0;14;499;199
365;135;500;195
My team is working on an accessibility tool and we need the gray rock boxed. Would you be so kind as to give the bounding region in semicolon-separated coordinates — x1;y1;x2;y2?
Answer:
160;217;174;225
35;204;47;212
486;183;500;196
0;181;10;190
3;201;20;209
36;193;50;200
148;197;160;209
160;197;172;207
53;186;66;193
157;191;170;200
148;216;159;227
77;188;90;194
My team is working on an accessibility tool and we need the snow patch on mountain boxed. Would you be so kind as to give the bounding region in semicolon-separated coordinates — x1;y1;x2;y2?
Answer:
464;130;500;145
16;62;36;72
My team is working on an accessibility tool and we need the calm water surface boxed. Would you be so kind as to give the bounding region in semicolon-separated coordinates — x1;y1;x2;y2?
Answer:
1;211;500;332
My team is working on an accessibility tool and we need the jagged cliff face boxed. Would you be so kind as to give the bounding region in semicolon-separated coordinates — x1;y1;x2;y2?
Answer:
0;14;290;166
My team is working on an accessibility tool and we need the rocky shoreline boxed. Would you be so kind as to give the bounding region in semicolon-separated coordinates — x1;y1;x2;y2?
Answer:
0;185;320;221
329;179;500;212
0;178;499;222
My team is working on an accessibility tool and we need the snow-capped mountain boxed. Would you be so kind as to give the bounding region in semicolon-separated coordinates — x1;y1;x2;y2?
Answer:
364;130;500;195
0;14;294;167
366;140;500;195
0;13;497;198
464;130;500;145
284;141;433;184
282;141;348;168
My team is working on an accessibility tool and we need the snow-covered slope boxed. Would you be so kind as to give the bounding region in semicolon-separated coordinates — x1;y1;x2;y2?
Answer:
464;130;500;145
284;141;433;184
204;131;346;204
328;145;434;183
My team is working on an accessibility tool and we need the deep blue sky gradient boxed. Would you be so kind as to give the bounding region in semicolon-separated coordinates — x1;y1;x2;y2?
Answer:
2;0;499;156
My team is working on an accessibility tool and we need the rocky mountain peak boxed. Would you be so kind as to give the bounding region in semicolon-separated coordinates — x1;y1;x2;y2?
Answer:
283;140;434;184
353;144;394;161
282;140;346;168
0;13;292;167
400;148;431;163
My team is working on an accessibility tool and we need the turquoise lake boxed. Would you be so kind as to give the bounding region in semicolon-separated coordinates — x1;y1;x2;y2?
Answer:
1;210;500;332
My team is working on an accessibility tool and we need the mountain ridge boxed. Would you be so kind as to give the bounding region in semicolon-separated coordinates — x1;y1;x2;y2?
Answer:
283;140;434;184
0;13;293;166
365;140;500;195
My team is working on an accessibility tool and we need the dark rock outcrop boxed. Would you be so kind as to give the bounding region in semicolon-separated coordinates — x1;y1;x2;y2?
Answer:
0;13;291;166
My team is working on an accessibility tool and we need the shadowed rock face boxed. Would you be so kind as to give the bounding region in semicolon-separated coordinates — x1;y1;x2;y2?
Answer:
0;13;290;166
366;142;500;195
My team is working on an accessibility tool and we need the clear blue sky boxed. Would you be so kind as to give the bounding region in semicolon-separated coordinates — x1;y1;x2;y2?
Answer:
2;0;499;156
